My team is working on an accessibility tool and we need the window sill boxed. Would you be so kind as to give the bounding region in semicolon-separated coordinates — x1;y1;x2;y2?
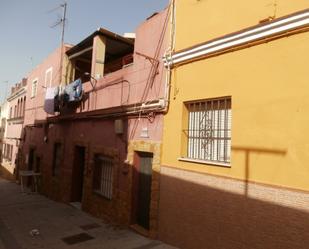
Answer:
178;157;231;168
93;190;112;201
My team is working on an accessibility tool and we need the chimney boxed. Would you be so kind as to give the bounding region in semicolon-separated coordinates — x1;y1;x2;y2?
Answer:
22;78;27;86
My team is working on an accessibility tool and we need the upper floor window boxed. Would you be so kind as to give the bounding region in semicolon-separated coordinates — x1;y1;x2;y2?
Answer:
184;97;232;165
45;67;53;88
14;105;17;118
31;79;38;98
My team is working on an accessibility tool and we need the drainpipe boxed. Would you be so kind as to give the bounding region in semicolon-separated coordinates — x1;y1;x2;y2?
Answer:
126;1;176;116
138;0;176;114
160;0;176;113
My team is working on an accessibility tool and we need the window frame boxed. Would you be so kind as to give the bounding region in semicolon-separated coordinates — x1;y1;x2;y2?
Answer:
31;78;38;98
180;96;232;167
44;67;53;88
92;154;114;200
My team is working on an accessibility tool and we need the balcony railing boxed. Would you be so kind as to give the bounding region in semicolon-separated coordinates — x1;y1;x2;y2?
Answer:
104;53;133;75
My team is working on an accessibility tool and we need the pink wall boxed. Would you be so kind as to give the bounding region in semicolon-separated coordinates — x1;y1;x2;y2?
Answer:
24;10;168;142
75;10;168;142
82;10;168;110
24;45;72;126
21;9;168;210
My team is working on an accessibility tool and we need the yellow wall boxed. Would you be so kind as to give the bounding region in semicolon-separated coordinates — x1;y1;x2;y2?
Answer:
162;1;309;191
175;0;309;51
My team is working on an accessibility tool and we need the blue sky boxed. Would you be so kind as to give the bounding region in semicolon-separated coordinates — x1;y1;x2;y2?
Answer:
0;0;168;103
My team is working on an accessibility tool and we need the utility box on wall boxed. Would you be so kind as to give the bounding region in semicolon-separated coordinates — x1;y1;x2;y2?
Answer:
114;119;124;134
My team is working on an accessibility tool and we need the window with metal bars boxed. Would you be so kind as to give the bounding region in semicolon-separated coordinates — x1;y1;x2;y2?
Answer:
185;97;232;164
93;155;114;200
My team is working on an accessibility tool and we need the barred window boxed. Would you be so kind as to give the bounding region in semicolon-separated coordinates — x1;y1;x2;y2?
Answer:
93;155;113;200
185;97;231;164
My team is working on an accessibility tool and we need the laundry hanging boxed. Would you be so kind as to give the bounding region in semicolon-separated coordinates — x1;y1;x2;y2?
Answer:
63;78;83;102
44;87;59;114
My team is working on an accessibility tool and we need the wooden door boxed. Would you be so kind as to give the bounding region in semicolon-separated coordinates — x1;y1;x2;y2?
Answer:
71;146;85;202
133;152;153;230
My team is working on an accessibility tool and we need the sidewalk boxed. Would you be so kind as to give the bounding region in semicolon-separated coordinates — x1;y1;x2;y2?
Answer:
0;178;177;249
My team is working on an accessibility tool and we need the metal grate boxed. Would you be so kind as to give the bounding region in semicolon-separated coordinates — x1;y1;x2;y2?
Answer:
93;155;113;199
185;97;231;164
61;233;94;245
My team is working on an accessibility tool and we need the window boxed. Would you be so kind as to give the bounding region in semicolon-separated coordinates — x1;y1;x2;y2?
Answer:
19;98;22;117
184;97;232;165
4;144;13;161
10;145;13;161
45;67;53;88
31;79;38;98
14;105;17;118
17;100;20;117
3;144;7;159
23;97;26;116
93;155;113;199
52;143;62;176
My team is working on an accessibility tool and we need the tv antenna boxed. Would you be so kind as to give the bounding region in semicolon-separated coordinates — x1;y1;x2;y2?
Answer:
49;2;67;86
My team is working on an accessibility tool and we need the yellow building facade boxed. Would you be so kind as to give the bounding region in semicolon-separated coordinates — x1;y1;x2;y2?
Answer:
158;1;309;249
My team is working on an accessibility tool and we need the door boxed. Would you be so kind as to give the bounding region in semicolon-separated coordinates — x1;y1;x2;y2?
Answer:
71;146;85;202
27;148;35;187
28;148;35;171
132;152;153;230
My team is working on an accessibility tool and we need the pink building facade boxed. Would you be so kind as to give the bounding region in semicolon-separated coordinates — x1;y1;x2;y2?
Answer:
1;79;27;178
21;9;168;237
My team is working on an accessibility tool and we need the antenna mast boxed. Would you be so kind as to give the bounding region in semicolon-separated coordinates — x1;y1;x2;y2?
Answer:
59;2;67;87
49;2;68;87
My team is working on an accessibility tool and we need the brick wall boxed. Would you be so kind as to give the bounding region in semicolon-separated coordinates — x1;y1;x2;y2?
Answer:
158;166;309;249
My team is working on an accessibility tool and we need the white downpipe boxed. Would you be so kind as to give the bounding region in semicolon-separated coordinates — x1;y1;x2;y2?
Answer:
138;0;176;114
161;0;176;112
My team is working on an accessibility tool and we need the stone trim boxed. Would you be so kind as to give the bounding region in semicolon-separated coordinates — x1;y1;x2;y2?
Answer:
127;140;162;239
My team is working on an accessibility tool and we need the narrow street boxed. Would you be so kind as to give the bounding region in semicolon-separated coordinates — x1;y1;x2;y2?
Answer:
0;178;176;249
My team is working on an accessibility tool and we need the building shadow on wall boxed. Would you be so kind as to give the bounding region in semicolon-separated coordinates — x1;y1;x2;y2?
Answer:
157;145;309;249
158;166;309;249
232;146;287;196
0;165;15;181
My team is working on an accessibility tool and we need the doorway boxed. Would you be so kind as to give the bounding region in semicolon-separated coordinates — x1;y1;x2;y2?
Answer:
28;148;35;171
27;148;35;187
71;146;86;203
132;152;153;230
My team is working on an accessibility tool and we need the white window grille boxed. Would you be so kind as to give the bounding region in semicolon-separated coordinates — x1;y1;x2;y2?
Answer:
93;155;113;200
185;97;232;164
